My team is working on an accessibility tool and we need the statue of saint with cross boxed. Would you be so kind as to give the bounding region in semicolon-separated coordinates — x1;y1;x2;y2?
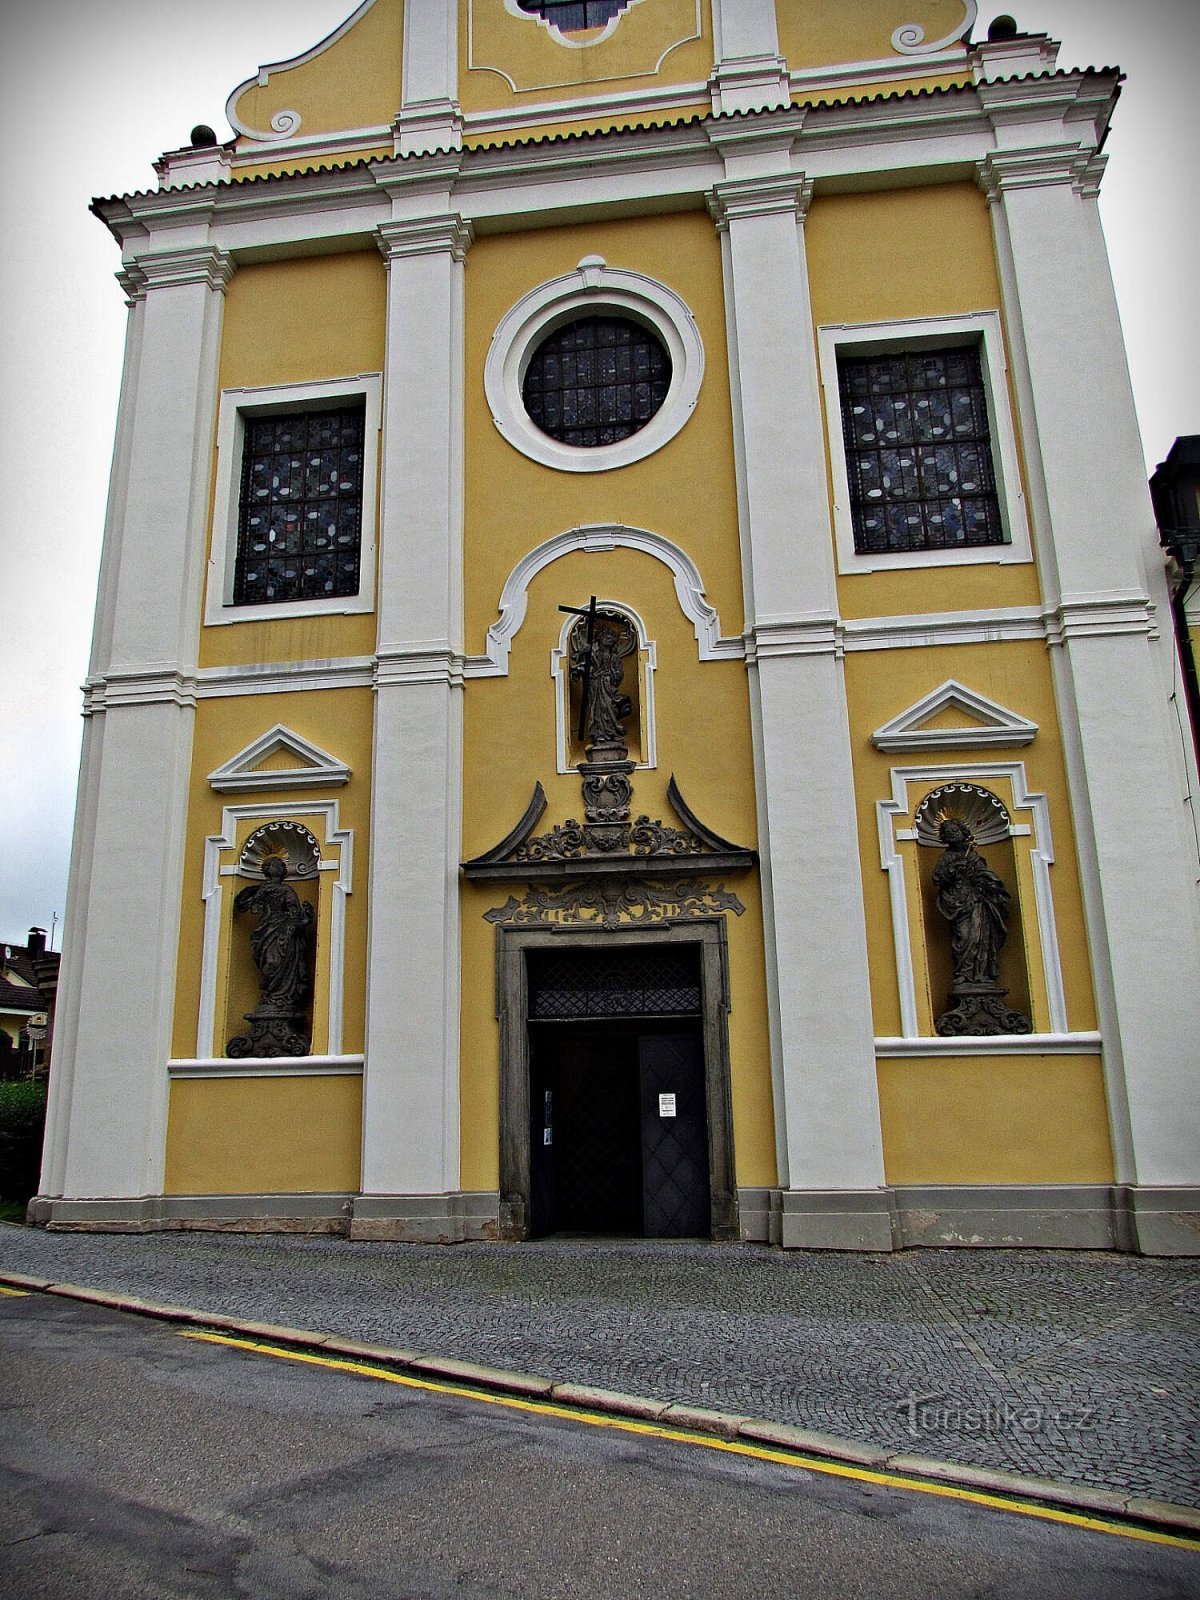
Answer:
559;596;636;757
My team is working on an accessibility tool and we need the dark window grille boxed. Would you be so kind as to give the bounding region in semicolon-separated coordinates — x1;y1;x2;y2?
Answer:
233;405;365;606
837;346;1006;556
517;0;632;29
523;315;671;449
527;946;701;1020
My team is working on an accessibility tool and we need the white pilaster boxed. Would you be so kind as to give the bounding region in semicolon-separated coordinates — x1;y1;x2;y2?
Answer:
44;246;231;1205
395;0;462;156
979;145;1200;1205
709;155;888;1248
361;200;471;1213
709;0;790;115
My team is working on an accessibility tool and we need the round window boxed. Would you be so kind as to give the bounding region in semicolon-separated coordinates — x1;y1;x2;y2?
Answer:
522;315;672;449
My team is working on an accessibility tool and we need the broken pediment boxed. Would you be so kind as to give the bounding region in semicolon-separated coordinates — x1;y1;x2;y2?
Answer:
207;724;351;793
462;775;755;883
871;681;1038;753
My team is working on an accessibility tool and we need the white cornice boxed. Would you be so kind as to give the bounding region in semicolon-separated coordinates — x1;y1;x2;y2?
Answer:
376;646;466;688
1044;592;1158;647
872;680;1038;752
132;246;235;293
744;615;841;662
375;214;473;261
707;170;813;227
841;607;1045;651
196;658;375;697
207;724;351;793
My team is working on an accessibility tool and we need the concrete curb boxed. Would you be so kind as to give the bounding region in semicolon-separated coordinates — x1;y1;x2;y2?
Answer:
4;1270;1198;1540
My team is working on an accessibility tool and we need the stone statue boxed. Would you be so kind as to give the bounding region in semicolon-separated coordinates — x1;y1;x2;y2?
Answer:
227;856;315;1057
932;817;1031;1036
572;614;634;752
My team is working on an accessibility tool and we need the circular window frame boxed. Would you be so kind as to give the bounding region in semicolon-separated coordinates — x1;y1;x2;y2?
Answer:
484;256;705;473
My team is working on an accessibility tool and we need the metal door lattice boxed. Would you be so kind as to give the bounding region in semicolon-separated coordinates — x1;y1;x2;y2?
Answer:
527;946;701;1019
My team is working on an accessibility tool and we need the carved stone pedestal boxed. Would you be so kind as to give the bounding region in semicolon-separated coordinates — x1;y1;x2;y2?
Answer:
936;984;1031;1038
227;1009;310;1059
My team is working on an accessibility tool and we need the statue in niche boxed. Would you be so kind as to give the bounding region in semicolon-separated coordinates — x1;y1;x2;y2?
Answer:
571;612;635;753
226;855;315;1058
932;817;1031;1036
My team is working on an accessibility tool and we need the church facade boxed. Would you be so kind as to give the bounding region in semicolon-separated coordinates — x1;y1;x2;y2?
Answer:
36;0;1200;1253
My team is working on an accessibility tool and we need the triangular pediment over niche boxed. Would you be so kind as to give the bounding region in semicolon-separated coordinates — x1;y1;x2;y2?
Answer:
207;724;351;793
871;680;1037;753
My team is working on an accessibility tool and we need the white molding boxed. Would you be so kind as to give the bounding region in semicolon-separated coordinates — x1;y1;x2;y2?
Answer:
204;374;381;628
471;0;701;91
872;679;1038;752
225;0;380;142
196;658;376;697
206;723;352;793
876;1032;1101;1058
483;257;704;473
466;522;743;678
877;761;1068;1039
891;4;976;55
817;312;1033;575
551;600;658;774
842;607;1045;651
198;800;352;1060
501;0;650;51
169;1054;364;1079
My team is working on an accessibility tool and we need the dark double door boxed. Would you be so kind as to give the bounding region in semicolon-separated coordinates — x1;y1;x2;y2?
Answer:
529;1023;711;1239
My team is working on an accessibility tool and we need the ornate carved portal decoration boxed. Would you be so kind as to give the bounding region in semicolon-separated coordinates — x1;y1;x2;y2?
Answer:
485;880;745;931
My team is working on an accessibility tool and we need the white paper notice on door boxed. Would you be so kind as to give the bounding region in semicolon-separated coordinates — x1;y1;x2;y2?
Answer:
658;1093;677;1118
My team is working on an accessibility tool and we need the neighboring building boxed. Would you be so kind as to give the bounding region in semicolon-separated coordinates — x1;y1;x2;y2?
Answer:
1;930;59;1077
34;1;1200;1252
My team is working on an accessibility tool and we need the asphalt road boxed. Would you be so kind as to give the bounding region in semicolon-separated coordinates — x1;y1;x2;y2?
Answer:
1;1292;1194;1600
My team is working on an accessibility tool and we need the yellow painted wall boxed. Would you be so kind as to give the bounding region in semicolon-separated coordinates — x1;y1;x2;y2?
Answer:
165;1075;362;1193
461;0;711;112
459;209;776;1190
230;0;404;144
172;688;373;1059
777;0;972;70
202;251;386;671
877;1055;1114;1184
845;640;1098;1039
805;183;1042;620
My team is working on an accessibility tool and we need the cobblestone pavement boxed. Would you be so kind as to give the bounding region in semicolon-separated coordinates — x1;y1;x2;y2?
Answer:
2;1226;1197;1509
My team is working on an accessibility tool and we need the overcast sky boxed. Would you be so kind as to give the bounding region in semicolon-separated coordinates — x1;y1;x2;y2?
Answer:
0;1;1196;948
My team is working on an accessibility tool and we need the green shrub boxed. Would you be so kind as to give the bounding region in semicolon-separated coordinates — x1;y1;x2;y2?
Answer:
0;1080;48;1204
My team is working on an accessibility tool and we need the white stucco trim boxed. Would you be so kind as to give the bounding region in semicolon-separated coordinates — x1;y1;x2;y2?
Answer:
466;522;743;677
472;0;700;90
204;374;381;627
551;599;658;773
225;0;380;142
891;3;977;55
198;800;353;1060
876;1033;1101;1058
500;0;651;51
196;658;376;697
872;679;1038;752
817;312;1032;575
877;761;1067;1039
483;258;704;473
169;1055;364;1079
207;723;352;792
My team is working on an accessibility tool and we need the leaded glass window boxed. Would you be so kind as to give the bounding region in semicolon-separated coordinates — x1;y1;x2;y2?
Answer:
233;406;364;606
522;315;671;449
517;1;633;29
837;346;1006;556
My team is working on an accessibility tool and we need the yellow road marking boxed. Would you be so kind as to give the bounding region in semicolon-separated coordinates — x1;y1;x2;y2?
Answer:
0;1286;30;1297
180;1330;1198;1552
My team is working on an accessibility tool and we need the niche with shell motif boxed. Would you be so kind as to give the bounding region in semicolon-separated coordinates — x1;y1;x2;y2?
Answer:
914;784;1032;1036
224;821;320;1058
